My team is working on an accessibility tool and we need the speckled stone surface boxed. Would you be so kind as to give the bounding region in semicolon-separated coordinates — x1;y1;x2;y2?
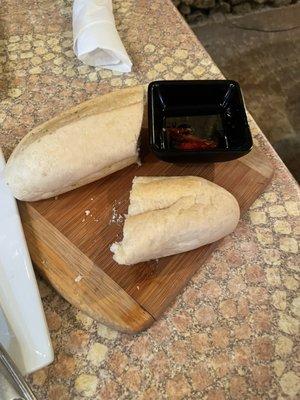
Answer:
0;1;299;399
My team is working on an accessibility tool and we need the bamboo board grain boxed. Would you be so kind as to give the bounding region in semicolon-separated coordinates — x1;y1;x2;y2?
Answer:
19;144;273;333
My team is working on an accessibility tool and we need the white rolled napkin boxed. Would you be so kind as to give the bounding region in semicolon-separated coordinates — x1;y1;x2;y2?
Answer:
73;0;132;72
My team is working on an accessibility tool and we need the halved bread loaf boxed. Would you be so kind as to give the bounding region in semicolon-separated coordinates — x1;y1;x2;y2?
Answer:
111;176;240;265
5;86;144;201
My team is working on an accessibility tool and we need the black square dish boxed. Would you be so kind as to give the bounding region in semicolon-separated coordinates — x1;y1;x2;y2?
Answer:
148;80;252;163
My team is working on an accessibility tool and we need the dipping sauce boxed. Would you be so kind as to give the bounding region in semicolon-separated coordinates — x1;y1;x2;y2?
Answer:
164;114;224;151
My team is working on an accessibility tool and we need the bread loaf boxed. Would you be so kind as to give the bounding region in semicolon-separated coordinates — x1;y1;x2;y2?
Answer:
5;86;144;201
111;176;240;265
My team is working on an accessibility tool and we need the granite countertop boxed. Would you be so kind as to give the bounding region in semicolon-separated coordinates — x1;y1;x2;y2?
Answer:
1;0;299;399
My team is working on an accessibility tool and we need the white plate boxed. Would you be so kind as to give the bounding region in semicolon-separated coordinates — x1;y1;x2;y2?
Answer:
0;149;53;375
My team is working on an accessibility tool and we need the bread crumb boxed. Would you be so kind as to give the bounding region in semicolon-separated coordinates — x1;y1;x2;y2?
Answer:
75;275;83;283
85;209;91;216
137;285;140;290
82;218;85;222
110;206;124;225
54;196;58;200
91;197;94;201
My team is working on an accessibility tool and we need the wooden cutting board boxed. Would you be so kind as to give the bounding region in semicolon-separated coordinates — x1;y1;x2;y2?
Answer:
19;138;273;333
